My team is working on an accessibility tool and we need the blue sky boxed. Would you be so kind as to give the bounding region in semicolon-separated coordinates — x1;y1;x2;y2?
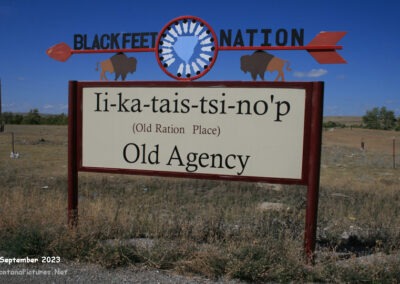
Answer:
0;0;399;116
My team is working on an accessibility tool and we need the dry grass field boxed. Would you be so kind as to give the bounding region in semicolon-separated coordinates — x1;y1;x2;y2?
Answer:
324;116;362;127
0;122;399;282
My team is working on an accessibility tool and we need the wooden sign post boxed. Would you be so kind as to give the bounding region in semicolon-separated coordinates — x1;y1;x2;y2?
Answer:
68;81;324;260
46;14;343;262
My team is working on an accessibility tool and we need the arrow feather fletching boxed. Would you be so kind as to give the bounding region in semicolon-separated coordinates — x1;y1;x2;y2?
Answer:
307;32;347;64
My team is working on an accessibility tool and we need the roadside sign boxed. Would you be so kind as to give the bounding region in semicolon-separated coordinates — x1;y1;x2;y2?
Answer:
68;80;324;260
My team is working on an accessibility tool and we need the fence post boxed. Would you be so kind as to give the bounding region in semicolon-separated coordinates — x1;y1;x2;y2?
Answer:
393;137;396;169
11;132;15;154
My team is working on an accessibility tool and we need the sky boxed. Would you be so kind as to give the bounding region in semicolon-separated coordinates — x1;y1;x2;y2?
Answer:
0;0;399;116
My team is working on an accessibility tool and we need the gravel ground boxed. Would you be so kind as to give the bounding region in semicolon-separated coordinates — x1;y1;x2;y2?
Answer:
0;262;243;284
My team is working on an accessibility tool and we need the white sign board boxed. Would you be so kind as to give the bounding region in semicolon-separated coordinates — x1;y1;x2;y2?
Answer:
79;82;309;181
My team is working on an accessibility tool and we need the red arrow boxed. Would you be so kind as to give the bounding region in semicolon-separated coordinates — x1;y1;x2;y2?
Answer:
47;31;346;64
218;31;346;64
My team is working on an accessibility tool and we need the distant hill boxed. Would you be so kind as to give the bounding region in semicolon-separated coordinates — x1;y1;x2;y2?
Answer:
324;116;362;126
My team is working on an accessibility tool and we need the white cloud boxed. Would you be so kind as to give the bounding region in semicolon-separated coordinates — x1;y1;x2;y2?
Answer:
41;104;68;114
293;68;328;78
43;104;54;110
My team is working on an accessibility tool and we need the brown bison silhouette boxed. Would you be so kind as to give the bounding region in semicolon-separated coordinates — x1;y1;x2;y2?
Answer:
240;51;291;81
97;53;137;81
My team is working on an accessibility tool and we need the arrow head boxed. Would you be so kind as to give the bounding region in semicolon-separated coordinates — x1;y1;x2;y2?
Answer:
46;42;72;62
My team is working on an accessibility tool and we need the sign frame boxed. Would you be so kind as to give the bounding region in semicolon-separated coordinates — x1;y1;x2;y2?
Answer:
68;80;324;260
